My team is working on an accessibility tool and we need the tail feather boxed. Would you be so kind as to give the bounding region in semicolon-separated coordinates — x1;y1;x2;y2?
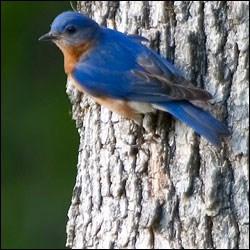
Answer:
153;101;230;147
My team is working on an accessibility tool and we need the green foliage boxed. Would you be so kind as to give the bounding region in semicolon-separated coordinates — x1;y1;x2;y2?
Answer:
1;1;79;248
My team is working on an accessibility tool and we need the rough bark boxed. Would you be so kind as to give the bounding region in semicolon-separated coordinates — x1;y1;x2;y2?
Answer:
66;1;249;249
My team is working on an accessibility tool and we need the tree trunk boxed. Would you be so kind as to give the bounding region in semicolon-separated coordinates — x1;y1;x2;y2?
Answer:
66;1;249;249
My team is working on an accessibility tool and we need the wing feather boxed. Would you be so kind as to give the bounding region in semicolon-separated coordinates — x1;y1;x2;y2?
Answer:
72;28;212;102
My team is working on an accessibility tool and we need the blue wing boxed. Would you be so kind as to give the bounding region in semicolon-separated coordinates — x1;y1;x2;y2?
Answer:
71;27;230;147
72;27;212;102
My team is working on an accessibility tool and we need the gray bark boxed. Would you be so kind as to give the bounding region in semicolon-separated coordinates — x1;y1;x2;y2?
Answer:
66;1;249;249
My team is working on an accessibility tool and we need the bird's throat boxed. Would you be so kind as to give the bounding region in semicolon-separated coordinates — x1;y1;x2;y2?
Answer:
56;41;93;74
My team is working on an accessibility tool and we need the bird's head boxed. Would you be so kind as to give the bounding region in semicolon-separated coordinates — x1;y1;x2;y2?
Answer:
39;11;100;46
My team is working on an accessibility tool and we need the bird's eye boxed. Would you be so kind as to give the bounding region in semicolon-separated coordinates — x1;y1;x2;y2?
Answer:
65;25;77;34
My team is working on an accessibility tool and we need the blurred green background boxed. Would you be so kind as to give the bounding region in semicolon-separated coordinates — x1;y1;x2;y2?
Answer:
1;1;79;248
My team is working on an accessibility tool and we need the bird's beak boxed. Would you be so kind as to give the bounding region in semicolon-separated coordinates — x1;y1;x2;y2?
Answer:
38;32;59;41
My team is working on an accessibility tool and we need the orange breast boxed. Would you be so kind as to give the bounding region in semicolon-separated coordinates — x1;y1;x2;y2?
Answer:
93;96;141;120
57;42;140;120
56;41;93;74
68;76;141;120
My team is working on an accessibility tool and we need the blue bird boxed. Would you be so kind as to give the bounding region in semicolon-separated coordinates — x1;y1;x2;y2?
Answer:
39;11;230;147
